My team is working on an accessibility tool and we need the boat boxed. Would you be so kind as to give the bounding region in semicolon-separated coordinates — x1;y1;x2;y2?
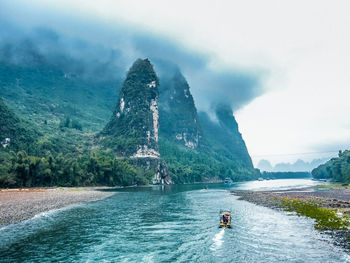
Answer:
219;210;232;228
224;177;233;184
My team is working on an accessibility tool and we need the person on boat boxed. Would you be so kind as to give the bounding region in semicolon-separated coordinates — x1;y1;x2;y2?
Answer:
223;214;228;224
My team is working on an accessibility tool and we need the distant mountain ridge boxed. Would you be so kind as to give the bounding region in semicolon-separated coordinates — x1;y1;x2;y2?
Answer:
258;158;328;172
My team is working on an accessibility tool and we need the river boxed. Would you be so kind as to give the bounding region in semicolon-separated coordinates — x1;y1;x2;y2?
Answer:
1;179;349;262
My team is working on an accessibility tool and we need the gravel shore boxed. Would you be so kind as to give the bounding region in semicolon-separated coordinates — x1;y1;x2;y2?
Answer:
231;187;350;212
0;187;115;226
231;187;350;250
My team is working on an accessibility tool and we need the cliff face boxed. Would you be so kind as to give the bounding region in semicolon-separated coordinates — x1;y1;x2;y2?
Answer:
102;59;160;158
159;70;202;149
101;59;171;184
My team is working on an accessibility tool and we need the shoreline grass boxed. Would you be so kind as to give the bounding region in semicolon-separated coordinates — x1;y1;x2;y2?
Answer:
281;198;350;230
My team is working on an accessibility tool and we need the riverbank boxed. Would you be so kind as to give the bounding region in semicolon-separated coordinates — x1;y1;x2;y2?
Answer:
231;186;350;250
0;187;115;227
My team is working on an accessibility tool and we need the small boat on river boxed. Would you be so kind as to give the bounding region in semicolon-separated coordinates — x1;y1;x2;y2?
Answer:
219;210;232;228
224;178;233;184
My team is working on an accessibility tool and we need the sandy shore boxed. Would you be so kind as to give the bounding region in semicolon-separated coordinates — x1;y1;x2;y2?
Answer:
231;187;350;249
0;187;115;226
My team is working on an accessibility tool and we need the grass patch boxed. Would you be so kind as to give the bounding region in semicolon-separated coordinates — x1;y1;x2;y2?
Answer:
282;198;350;230
315;183;350;189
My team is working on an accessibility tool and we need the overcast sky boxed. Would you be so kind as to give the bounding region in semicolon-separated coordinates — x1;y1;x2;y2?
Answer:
3;0;350;165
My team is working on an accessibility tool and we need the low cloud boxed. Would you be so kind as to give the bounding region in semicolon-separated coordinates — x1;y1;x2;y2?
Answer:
0;0;265;112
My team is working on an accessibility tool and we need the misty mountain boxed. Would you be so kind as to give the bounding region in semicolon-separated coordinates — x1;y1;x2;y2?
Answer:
99;58;258;184
258;158;328;172
0;18;260;186
159;67;202;149
101;59;160;157
198;105;254;169
100;59;171;184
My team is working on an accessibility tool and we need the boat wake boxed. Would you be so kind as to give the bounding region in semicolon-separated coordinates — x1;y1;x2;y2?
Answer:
210;229;225;251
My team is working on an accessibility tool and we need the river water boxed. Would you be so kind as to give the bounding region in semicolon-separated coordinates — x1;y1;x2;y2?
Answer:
1;179;349;262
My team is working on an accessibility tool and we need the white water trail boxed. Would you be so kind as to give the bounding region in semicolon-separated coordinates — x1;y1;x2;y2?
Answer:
210;229;225;251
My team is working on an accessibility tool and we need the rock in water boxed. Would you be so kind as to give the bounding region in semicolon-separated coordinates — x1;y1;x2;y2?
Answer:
101;58;171;184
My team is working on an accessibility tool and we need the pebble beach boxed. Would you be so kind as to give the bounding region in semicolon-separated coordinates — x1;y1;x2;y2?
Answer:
0;188;115;226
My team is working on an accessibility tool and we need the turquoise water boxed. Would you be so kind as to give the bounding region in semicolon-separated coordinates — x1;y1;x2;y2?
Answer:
1;179;349;262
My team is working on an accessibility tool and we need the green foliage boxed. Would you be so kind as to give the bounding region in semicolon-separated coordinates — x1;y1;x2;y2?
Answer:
100;59;159;155
59;116;83;131
282;198;350;230
198;107;254;170
0;58;259;188
0;97;38;152
0;63;120;133
312;150;350;183
0;149;152;188
158;70;201;147
159;138;259;184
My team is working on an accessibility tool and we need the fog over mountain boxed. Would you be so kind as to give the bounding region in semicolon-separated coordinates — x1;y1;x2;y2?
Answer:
0;0;265;114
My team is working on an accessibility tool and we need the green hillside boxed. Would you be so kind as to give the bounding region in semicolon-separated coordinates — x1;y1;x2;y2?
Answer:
312;150;350;183
0;55;259;187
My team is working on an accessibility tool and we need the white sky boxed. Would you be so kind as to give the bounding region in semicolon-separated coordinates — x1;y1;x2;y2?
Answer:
11;0;350;165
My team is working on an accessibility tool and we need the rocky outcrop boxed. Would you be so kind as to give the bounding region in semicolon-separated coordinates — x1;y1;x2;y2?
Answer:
101;59;170;184
102;58;160;157
159;69;202;149
131;158;172;184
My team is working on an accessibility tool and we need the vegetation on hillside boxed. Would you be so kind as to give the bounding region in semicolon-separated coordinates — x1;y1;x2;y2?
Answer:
312;150;350;183
159;70;201;148
100;59;159;156
0;97;153;188
0;56;259;187
159;138;259;184
0;149;150;188
0;97;38;152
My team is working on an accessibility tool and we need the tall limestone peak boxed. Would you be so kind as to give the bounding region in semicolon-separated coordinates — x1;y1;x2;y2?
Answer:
102;58;160;158
101;59;171;184
159;69;202;149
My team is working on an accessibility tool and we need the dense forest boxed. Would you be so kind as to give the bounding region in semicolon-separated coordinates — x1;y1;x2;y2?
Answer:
312;150;350;183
